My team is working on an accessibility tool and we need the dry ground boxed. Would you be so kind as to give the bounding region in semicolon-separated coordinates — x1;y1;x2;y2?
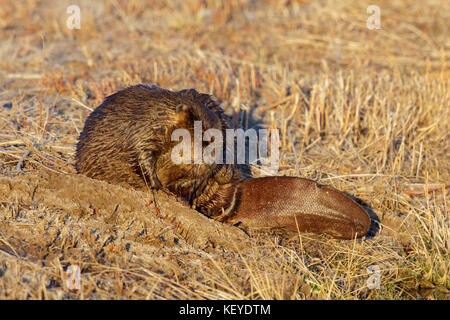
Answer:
0;0;448;299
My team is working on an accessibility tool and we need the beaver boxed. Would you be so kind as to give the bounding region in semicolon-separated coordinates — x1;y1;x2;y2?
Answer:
75;85;371;239
75;85;239;217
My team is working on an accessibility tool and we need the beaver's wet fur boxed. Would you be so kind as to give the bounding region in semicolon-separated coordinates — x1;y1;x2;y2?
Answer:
75;85;239;217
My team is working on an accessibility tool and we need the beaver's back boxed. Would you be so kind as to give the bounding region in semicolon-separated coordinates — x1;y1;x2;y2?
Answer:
75;85;231;191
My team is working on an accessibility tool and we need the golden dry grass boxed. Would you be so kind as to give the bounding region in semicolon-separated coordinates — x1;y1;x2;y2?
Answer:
0;0;448;299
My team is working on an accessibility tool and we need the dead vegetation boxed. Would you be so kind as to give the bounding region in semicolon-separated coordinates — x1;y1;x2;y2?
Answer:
0;0;448;299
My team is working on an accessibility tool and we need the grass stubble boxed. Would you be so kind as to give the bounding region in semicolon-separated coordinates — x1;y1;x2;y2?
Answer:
0;0;448;299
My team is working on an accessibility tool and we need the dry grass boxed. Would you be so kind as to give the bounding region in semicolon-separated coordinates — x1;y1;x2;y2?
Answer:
0;0;448;299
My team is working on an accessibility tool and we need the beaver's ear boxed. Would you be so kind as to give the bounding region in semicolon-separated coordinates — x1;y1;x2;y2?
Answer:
174;103;194;127
175;103;189;114
175;102;222;130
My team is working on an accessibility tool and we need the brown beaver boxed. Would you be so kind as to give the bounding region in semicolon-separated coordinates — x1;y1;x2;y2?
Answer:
75;85;239;217
75;85;371;239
